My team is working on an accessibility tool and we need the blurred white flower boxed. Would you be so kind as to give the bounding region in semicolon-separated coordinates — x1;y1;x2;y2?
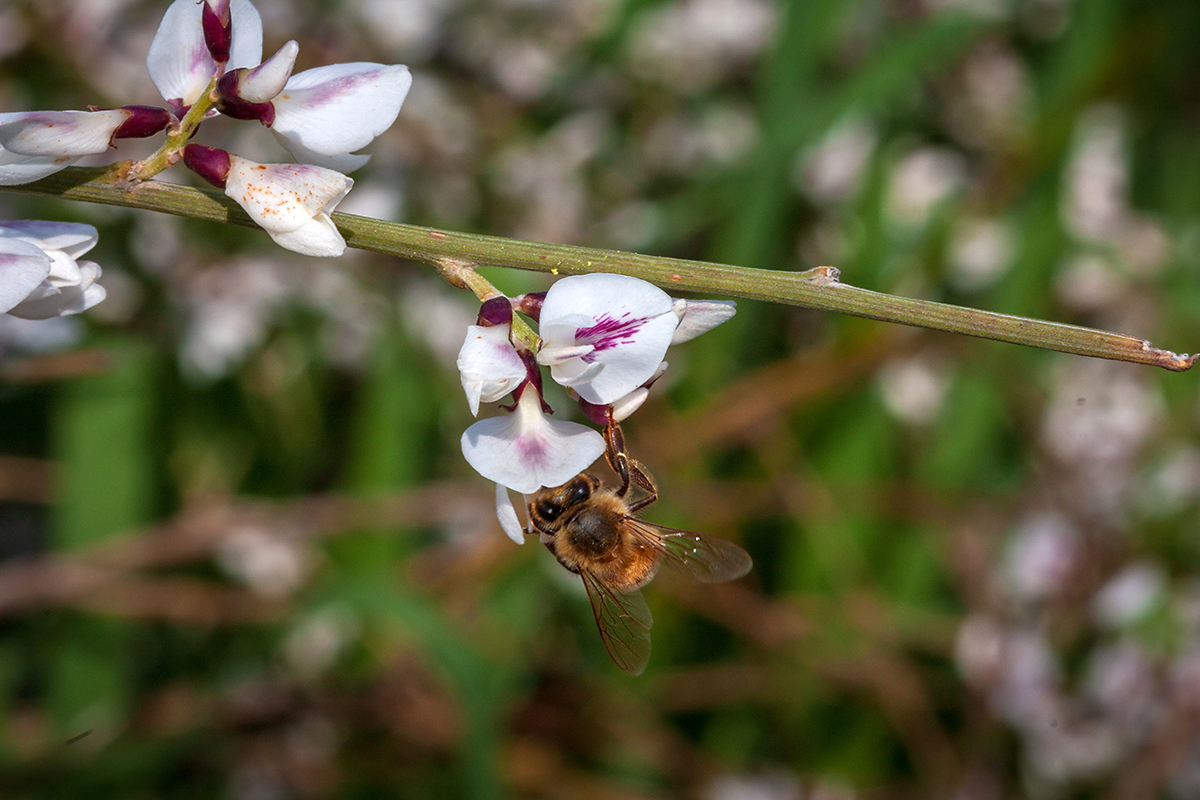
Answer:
216;526;312;598
626;0;777;94
947;217;1016;292
885;147;967;230
796;116;877;206
1062;105;1128;244
1003;513;1080;603
1092;562;1165;628
876;356;951;426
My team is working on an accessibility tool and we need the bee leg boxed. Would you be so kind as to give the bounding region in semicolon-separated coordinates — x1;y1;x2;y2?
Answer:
604;415;658;511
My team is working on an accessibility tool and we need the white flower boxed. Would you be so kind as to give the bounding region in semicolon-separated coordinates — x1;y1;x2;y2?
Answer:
0;110;131;186
460;383;605;495
224;155;352;256
536;274;680;405
456;323;527;416
270;63;413;173
147;0;264;109
0;221;105;319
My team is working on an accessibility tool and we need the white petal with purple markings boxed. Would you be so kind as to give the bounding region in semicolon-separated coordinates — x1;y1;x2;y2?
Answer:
537;273;678;405
148;0;264;107
271;63;412;159
460;385;605;494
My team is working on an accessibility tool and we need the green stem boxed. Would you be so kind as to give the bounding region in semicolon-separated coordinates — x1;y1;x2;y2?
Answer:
9;168;1196;372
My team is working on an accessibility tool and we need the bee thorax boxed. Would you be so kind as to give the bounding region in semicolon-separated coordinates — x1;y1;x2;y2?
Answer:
565;506;621;558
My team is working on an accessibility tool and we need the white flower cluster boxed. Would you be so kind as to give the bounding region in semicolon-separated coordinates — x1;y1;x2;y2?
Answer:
0;0;409;265
455;272;735;543
0;221;106;319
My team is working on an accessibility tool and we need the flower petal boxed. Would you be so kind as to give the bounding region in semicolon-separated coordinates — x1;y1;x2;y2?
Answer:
271;132;372;174
0;238;52;313
237;40;297;103
148;0;263;106
671;298;737;343
495;483;527;544
6;259;104;319
457;323;526;416
0;149;78;186
0;220;98;259
224;156;352;256
266;217;347;257
271;63;412;156
0;110;128;157
538;273;678;405
461;386;605;494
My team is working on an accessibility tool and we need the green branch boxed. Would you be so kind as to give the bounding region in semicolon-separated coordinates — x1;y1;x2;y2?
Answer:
9;168;1196;372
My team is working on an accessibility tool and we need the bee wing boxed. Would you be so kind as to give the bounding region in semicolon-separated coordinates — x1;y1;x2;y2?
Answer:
625;518;753;584
579;568;653;676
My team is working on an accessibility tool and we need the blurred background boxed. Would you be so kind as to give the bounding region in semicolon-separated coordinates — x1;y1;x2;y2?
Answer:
2;0;1200;797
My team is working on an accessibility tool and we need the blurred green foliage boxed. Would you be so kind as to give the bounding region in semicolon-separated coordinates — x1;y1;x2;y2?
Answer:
2;0;1200;798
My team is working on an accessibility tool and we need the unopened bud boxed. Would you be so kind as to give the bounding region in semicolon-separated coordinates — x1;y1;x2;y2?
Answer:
514;291;546;321
202;0;233;64
477;296;513;327
182;143;232;188
107;105;172;140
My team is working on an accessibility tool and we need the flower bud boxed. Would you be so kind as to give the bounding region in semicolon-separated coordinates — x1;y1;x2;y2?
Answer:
477;296;513;327
182;143;232;188
202;0;233;64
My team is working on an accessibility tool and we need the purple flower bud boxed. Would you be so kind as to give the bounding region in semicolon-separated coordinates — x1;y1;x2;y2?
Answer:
576;397;611;427
182;143;231;188
108;105;172;140
215;72;276;124
202;0;232;65
514;291;545;321
477;296;513;327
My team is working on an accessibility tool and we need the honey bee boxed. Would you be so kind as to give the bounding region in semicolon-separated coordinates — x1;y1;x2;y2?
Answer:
526;421;752;675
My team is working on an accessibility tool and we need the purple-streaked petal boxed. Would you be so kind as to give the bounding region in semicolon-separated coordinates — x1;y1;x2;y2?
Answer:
461;386;605;494
537;273;678;405
0;238;52;313
671;298;736;343
148;0;262;106
0;110;128;157
457;323;526;416
271;63;411;156
495;484;527;544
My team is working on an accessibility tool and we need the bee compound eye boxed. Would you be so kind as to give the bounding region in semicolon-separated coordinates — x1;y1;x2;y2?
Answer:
566;479;591;506
535;498;562;521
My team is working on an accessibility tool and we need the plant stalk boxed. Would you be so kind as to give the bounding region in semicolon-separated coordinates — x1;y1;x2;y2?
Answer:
9;169;1195;372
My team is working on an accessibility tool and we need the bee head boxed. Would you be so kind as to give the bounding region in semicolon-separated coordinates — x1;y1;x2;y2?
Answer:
532;473;597;523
